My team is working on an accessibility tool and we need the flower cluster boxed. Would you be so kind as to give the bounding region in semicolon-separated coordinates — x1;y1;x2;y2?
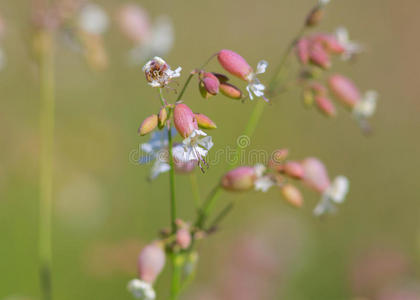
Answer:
221;149;349;216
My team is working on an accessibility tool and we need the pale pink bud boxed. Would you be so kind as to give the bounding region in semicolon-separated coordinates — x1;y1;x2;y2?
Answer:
309;42;331;69
176;228;191;249
138;114;158;136
195;113;217;129
173;103;198;138
281;184;303;207
221;166;256;192
137;242;166;284
217;49;253;81
201;72;220;95
315;96;336;117
313;34;345;54
283;161;305;179
219;82;243;99
328;74;361;107
295;38;310;65
158;107;168;128
301;157;331;193
116;4;151;44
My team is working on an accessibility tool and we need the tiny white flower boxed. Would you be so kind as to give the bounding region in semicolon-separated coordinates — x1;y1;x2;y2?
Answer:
353;90;378;119
314;175;349;216
127;279;156;300
335;27;363;61
78;3;109;35
245;60;269;101
143;56;181;87
253;163;266;178
253;164;275;192
173;129;213;170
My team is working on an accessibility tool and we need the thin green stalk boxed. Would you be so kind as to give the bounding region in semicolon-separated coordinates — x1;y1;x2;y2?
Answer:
170;254;182;300
38;30;55;300
207;202;234;231
195;186;222;229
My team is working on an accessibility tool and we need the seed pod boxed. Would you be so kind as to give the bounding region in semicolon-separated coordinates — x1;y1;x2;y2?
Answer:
173;103;198;138
315;96;336;117
176;228;191;249
283;161;305;179
201;72;220;95
301;157;331;193
219;82;242;100
217;49;253;81
138;114;158;136
195;113;217;129
137;242;166;284
328;74;361;108
281;184;303;207
221;166;256;192
158;107;167;128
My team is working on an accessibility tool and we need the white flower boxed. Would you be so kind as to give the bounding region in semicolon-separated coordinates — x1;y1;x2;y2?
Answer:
314;175;349;216
142;56;181;87
129;16;174;64
127;279;156;300
253;164;275;192
353;90;378;119
335;27;363;61
173;129;213;170
78;3;109;35
245;60;269;101
139;128;175;180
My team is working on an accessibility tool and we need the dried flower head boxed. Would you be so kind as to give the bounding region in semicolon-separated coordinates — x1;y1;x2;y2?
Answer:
142;56;181;87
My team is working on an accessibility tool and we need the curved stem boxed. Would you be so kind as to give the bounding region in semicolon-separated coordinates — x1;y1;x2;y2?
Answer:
38;30;55;300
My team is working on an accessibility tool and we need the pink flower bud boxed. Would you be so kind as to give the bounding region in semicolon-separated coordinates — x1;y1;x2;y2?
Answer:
116;4;151;44
305;7;324;27
301;157;330;193
176;228;191;249
219;82;243;99
173;103;198;138
195;113;217;129
201;72;220;95
315;96;336;117
137;242;166;284
217;49;253;81
221;166;256;192
283;161;305;179
268;149;289;170
309;82;328;96
295;38;310;65
313;34;345;54
309;42;331;69
328;74;361;107
281;184;303;207
158;107;167;128
138;114;158;136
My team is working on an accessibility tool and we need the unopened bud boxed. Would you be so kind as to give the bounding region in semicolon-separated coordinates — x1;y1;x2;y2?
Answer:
301;157;331;193
328;74;361;108
138;242;166;284
173;103;198;138
268;149;289;170
217;49;252;81
305;7;324;27
195;113;217;129
281;184;303;207
219;82;242;100
283;161;305;179
309;42;331;69
201;72;220;96
221;166;256;192
158;107;167;128
176;228;191;249
315;96;336;117
138;114;158;136
212;72;229;83
295;38;310;65
313;34;345;54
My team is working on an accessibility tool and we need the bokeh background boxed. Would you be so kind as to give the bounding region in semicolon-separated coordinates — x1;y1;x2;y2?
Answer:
1;0;420;299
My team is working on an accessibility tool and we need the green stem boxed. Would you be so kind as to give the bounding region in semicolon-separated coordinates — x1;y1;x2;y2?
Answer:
195;186;222;229
38;30;55;300
167;118;177;233
207;202;234;231
170;254;182;300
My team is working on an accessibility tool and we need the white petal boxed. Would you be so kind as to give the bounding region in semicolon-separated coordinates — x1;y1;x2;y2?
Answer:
328;176;349;203
127;279;156;300
197;136;213;150
256;60;268;74
254;176;274;192
313;196;336;216
335;26;349;44
150;160;170;180
246;85;254;100
254;163;266;177
194;145;208;158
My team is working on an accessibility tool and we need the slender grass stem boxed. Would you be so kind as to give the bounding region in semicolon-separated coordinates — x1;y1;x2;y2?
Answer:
38;30;55;300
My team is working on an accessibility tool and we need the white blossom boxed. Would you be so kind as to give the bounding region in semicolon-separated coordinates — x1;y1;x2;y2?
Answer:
335;27;363;61
245;60;269;101
253;164;275;192
127;279;156;300
314;175;349;216
173;129;213;169
353;90;378;119
78;3;109;35
142;56;181;88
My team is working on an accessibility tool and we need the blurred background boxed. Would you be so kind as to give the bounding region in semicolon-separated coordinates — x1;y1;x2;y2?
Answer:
1;0;420;299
